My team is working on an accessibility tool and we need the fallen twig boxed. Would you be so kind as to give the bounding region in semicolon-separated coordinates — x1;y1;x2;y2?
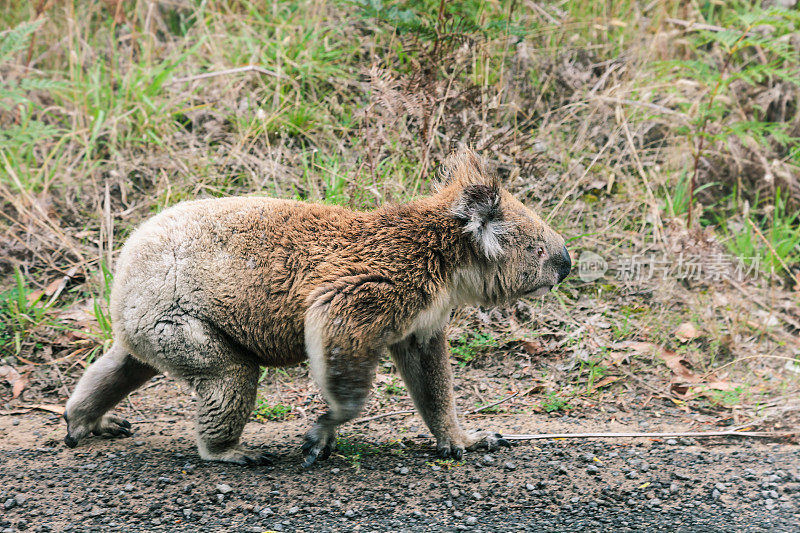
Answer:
355;389;524;425
170;65;286;84
354;409;415;424
465;391;519;415
500;429;795;441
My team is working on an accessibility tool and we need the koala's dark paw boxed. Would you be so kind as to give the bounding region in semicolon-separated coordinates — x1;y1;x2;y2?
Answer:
301;431;335;468
201;446;273;466
437;443;465;460
237;450;274;466
92;415;133;438
64;414;133;448
471;432;512;452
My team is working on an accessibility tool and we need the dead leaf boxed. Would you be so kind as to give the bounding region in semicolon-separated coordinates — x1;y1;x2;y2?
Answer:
588;375;621;393
658;348;703;384
12;374;28;399
674;322;700;342
0;365;28;399
612;341;659;355
521;340;545;355
23;404;65;415
0;365;20;384
43;266;78;302
25;289;44;306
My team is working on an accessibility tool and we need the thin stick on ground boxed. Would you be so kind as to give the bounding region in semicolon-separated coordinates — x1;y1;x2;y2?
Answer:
354;409;415;424
500;428;795;441
354;389;523;425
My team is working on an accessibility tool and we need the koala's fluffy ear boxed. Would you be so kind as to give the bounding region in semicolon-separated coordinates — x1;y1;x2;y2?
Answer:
437;147;489;188
452;182;505;260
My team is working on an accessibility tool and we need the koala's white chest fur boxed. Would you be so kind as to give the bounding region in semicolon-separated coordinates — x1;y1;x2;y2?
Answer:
404;291;454;341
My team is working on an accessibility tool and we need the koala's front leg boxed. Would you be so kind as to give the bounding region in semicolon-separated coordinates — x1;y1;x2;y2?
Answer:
301;352;379;467
389;331;510;459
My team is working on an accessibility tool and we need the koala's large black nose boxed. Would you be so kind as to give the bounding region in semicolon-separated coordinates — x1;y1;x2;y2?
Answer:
557;245;571;283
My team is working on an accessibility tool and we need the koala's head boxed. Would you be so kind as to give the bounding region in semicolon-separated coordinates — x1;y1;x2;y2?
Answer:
438;148;571;305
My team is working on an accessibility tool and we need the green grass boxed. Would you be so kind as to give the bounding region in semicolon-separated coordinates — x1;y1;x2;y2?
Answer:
335;434;404;470
383;378;406;396
253;399;293;421
0;267;53;357
721;190;800;279
541;392;571;413
450;332;498;367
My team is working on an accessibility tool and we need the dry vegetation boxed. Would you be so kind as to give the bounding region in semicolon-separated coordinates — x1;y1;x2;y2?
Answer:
1;0;799;431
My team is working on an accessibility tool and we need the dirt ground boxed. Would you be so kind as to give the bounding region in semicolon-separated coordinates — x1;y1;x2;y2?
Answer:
1;375;799;533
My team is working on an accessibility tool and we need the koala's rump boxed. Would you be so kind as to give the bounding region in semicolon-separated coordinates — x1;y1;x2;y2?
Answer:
111;197;367;370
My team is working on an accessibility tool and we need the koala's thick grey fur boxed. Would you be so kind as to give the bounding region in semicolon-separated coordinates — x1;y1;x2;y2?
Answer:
64;149;571;466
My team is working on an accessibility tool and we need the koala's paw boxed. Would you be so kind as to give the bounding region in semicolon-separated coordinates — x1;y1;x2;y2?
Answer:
437;441;466;460
436;431;511;459
64;413;132;448
200;445;273;466
301;426;336;468
466;430;512;452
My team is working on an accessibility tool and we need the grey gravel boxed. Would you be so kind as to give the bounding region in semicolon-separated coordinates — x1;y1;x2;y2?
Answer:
215;483;233;494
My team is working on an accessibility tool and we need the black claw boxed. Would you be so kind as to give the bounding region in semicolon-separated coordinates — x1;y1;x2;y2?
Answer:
318;445;332;462
121;419;131;429
438;447;450;459
244;453;272;466
64;434;78;448
453;447;464;460
497;438;511;448
302;452;318;468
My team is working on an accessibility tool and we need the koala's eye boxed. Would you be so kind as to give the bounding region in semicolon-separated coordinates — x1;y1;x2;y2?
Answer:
527;244;547;258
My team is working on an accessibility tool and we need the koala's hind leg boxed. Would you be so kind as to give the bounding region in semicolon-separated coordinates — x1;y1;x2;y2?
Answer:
190;363;270;465
64;343;159;447
389;331;510;459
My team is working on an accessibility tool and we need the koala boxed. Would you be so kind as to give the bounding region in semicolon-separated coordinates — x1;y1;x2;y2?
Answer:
64;148;571;467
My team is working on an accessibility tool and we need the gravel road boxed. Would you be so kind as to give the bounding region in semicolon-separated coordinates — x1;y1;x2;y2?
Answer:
1;380;798;533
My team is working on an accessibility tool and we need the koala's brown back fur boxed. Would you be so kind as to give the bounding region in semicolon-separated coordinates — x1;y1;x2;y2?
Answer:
115;190;478;367
64;149;571;466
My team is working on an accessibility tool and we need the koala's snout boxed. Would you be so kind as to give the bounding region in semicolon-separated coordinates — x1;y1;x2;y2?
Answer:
556;245;571;283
